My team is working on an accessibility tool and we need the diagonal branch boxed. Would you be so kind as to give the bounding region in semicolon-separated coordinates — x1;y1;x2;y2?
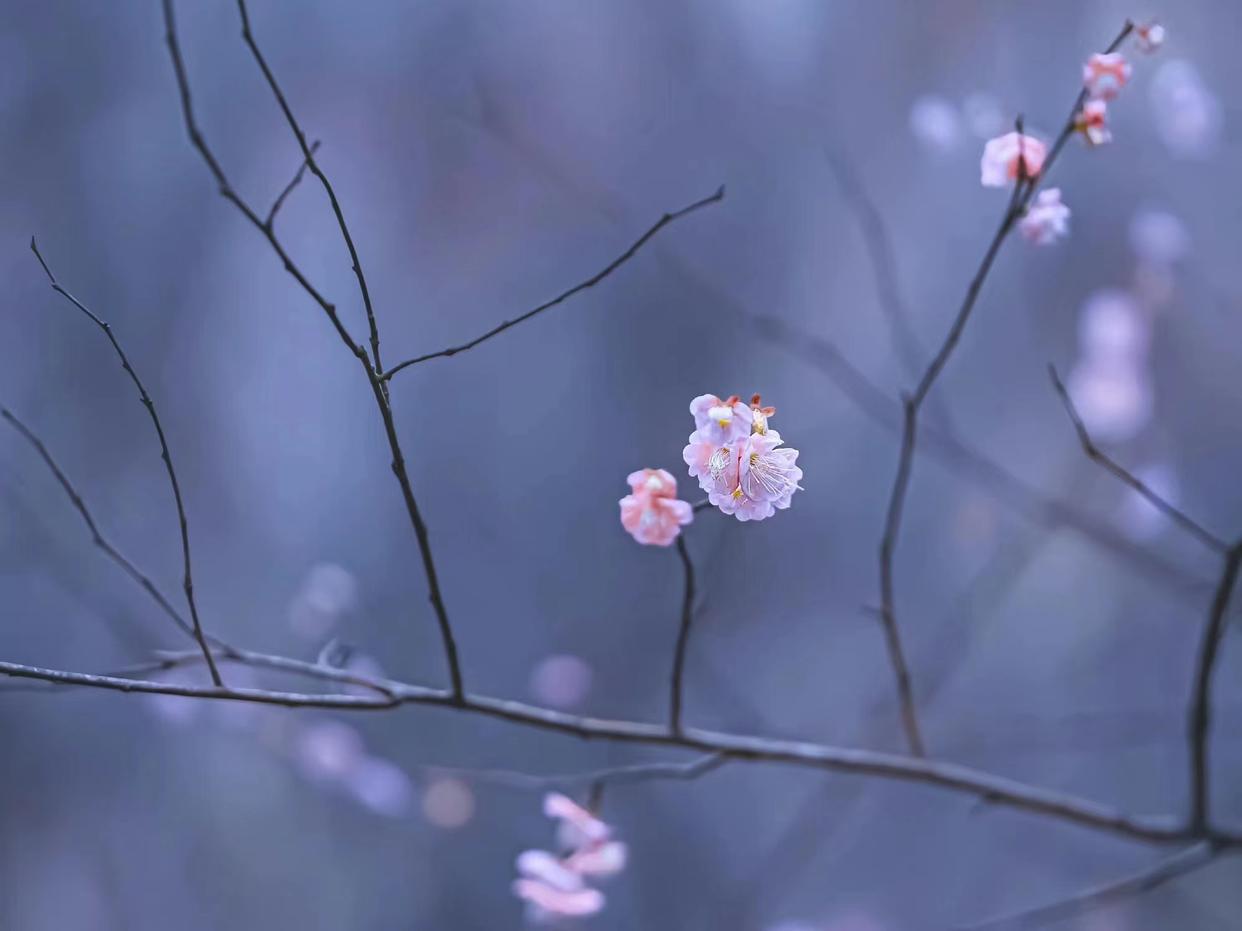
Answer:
381;186;725;381
873;22;1133;758
669;534;698;734
426;753;728;792
235;0;383;373
28;240;223;687
1049;364;1227;554
957;842;1222;930
265;138;321;229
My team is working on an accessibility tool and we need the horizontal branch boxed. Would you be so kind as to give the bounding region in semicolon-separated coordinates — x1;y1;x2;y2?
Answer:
1;653;1238;848
381;186;725;380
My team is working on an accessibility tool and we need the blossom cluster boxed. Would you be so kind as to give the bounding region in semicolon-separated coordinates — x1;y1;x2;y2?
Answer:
683;393;803;521
978;22;1164;246
618;467;694;546
513;793;627;922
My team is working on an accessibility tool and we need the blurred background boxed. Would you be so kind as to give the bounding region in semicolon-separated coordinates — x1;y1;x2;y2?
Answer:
1;1;1240;928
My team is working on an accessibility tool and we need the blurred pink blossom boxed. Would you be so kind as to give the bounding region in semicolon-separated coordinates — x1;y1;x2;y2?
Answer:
1066;358;1153;443
908;94;961;151
530;654;594;708
344;756;413;817
619;467;694;546
1129;209;1189;266
1119;461;1180;541
1150;60;1222;159
1135;22;1166;54
295;720;365;783
1018;188;1071;245
544;792;611;847
1076;99;1111;145
512;878;604;921
980;132;1046;187
422;777;475;829
1078;290;1149;362
1083;52;1132;101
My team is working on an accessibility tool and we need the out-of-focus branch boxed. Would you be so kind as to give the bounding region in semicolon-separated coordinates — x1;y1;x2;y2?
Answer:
958;842;1221;930
381;186;725;381
1048;365;1227;554
872;23;1132;758
27;240;223;687
669;534;698;734
426;753;728;792
1189;543;1242;832
2;651;1240;850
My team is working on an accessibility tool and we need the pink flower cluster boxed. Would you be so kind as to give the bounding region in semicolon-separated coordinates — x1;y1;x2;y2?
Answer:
619;468;693;546
979;24;1163;248
683;393;802;521
513;793;627;922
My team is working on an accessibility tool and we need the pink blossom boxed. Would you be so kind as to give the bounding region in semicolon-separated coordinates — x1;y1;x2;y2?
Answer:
689;393;752;446
1083;52;1132;101
543;792;611;846
980;132;1047;187
618;468;693;547
1018;188;1071;245
1076;99;1111;145
512;879;604;920
564;840;628;878
1135;22;1165;54
711;432;803;521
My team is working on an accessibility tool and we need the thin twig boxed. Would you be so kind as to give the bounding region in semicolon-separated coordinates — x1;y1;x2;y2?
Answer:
669;534;698;734
235;0;383;373
381;186;726;381
427;753;728;792
265;138;321;229
1048;365;1227;554
28;240;223;687
2;653;1240;849
958;842;1221;930
1189;542;1242;832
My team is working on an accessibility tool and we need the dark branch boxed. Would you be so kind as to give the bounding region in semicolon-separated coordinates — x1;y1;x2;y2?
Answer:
1189;542;1242;832
2;653;1239;849
265;138;321;229
382;185;725;380
427;753;728;792
669;534;698;734
1049;365;1227;554
28;240;223;687
236;0;383;373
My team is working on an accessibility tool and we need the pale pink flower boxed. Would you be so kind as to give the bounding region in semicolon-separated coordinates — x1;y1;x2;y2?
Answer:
749;393;777;435
1135;22;1165;54
618;468;693;547
543;792;611;846
980;132;1047;187
684;432;737;500
517;850;588;892
689;393;752;446
1018;188;1071;245
1083;52;1132;101
1076;99;1111;145
512;879;604;920
564;840;628;878
712;431;803;522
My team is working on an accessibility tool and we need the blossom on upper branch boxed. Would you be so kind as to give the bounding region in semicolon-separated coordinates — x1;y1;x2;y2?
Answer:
689;393;752;446
1075;99;1111;145
513;793;627;922
980;132;1047;187
618;468;693;547
1135;22;1166;54
1019;188;1071;245
1083;52;1132;100
684;393;802;522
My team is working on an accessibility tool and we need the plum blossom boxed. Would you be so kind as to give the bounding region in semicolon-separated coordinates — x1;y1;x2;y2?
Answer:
1135;22;1166;54
1018;188;1071;245
980;132;1047;187
689;393;752;445
618;468;693;546
1076;99;1111;145
1083;52;1132;101
513;793;627;922
684;393;802;521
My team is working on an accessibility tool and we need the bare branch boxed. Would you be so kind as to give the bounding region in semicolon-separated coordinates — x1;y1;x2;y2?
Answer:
381;186;725;381
265;138;321;229
958;842;1221;930
27;240;223;687
235;0;383;373
1;651;1239;849
669;534;698;734
1189;543;1242;832
427;753;728;792
1048;364;1227;554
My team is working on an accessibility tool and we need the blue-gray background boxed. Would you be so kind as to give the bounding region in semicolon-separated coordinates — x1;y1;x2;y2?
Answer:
1;2;1240;929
